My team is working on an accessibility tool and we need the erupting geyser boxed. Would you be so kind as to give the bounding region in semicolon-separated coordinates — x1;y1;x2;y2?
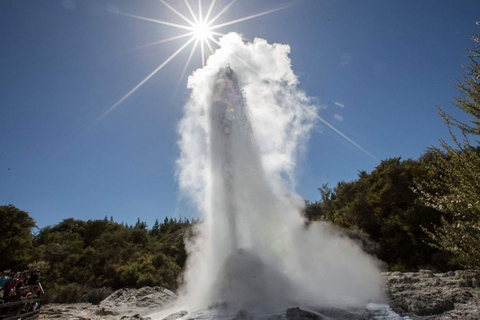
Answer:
207;66;294;311
174;33;386;318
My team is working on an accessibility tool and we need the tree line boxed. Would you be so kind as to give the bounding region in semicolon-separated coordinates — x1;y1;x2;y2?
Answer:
0;206;194;304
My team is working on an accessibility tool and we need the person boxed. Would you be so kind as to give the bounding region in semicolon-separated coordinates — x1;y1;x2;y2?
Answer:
33;285;42;299
5;276;17;296
18;287;28;300
31;286;42;311
0;271;10;291
5;288;16;303
27;270;39;291
0;287;4;303
16;275;26;292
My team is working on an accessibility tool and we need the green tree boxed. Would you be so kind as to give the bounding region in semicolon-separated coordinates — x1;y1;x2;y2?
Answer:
32;215;192;303
416;30;480;268
0;205;36;270
303;183;336;222
150;219;160;236
307;157;449;271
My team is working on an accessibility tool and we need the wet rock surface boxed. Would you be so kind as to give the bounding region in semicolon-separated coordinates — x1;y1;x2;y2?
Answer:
286;307;323;320
161;310;188;320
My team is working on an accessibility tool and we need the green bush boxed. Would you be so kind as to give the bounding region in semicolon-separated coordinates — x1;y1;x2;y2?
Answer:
44;283;88;304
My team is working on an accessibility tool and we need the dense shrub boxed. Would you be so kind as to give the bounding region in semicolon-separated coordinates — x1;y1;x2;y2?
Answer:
29;216;192;303
44;283;88;304
304;156;457;271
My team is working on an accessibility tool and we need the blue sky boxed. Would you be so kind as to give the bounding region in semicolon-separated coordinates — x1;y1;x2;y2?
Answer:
1;0;479;229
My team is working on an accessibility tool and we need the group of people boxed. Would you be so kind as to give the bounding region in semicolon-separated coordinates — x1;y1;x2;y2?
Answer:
0;269;42;304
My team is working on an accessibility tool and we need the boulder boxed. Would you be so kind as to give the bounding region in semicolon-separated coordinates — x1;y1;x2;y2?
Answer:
162;310;188;320
121;314;151;320
96;286;177;317
286;307;323;320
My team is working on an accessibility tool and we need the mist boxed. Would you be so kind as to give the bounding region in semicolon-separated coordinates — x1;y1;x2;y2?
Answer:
175;33;385;314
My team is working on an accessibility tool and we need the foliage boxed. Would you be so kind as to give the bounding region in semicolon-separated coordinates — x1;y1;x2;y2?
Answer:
0;205;36;271
0;204;193;304
31;216;192;303
438;33;480;136
305;156;452;271
415;32;480;269
44;283;88;304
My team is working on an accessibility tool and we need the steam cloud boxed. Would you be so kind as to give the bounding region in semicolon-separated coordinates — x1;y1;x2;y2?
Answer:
176;33;385;314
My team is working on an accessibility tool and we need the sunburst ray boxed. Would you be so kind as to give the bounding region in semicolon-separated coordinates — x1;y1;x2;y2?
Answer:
300;106;378;161
205;38;215;55
204;0;217;23
198;0;203;23
160;0;195;26
211;31;224;37
117;32;194;54
184;0;200;24
201;39;205;66
95;37;196;123
175;38;200;93
207;0;237;26
115;11;192;30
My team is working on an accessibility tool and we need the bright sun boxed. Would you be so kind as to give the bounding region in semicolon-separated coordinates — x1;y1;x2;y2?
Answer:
193;22;212;41
98;1;289;122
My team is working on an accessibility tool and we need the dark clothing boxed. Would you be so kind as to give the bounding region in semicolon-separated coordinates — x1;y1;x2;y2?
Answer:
27;273;38;286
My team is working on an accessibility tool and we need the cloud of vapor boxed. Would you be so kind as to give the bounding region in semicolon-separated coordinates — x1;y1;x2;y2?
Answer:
175;33;385;314
178;33;315;202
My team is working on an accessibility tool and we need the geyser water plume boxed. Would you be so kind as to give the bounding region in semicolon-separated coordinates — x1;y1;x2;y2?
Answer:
176;33;385;313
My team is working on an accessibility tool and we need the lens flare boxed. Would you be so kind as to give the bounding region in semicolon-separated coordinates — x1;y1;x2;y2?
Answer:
97;0;290;124
193;22;212;40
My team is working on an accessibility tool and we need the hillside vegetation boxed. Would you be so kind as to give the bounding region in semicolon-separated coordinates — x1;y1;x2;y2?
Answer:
304;153;457;271
0;205;192;303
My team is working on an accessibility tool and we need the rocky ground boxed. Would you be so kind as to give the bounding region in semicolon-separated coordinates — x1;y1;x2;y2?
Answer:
40;287;177;320
39;270;480;320
384;269;480;319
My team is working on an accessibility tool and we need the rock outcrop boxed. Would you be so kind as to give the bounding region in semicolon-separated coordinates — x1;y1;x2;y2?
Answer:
97;286;177;316
384;270;480;319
